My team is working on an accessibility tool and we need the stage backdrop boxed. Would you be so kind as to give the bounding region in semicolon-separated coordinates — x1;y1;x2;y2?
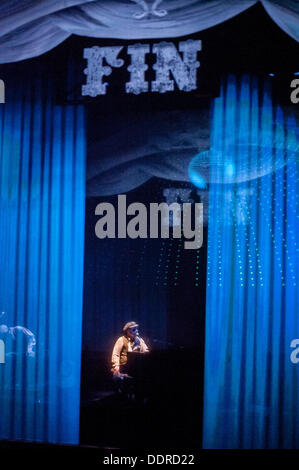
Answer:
0;1;298;63
0;2;298;449
0;63;86;444
203;74;299;448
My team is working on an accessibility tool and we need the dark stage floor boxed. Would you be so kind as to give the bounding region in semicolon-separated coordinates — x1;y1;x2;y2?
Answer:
80;349;203;449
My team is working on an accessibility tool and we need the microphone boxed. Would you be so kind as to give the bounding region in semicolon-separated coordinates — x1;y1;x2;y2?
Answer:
133;333;141;351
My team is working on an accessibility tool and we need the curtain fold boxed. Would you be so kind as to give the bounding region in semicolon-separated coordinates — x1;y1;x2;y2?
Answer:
202;74;299;448
0;1;298;64
86;108;210;196
0;70;86;444
262;0;299;43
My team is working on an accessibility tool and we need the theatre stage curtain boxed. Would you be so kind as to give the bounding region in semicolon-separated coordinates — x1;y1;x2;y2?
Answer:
0;1;298;63
0;69;86;444
203;75;299;448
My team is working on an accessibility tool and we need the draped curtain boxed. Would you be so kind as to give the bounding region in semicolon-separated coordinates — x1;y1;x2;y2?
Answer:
0;68;86;444
0;1;298;63
203;75;299;448
86;108;210;196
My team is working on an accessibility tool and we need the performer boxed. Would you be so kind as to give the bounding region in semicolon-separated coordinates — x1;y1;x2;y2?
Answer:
0;315;36;358
111;321;149;376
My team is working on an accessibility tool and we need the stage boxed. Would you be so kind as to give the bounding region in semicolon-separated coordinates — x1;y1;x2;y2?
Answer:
0;1;298;458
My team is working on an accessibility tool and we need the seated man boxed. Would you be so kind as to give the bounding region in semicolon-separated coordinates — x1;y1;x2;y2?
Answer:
111;321;149;398
111;321;149;376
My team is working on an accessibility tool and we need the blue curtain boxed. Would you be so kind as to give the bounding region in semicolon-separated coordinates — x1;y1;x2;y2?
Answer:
203;75;299;448
0;71;86;443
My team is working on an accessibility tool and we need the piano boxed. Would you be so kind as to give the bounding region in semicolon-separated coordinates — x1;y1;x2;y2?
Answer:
125;348;202;401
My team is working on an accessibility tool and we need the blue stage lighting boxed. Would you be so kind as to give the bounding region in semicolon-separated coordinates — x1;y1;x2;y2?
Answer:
203;74;299;449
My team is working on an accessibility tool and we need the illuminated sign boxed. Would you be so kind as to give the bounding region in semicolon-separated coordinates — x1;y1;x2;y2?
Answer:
82;40;201;96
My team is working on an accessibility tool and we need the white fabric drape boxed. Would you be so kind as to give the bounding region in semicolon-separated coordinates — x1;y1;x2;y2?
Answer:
262;0;299;43
86;107;210;196
0;1;298;63
85;98;299;197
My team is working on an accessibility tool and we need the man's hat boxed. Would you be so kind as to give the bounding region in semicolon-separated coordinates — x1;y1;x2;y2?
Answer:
123;321;139;332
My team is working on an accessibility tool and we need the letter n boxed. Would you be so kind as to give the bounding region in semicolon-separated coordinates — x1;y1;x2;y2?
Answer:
152;40;201;93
